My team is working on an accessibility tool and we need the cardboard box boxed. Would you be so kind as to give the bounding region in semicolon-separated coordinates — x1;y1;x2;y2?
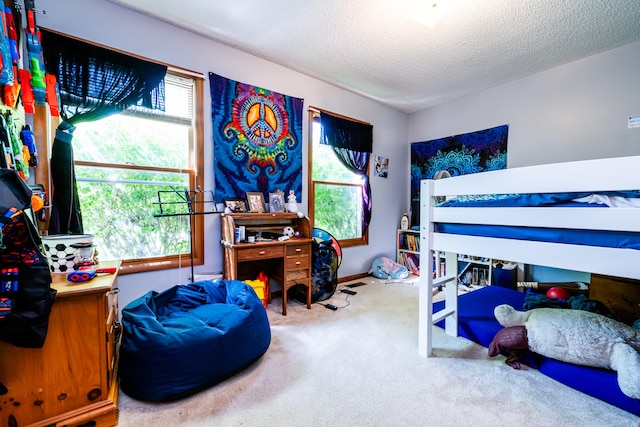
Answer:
589;274;640;325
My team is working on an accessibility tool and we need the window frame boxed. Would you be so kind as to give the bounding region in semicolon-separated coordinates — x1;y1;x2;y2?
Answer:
34;38;205;275
307;109;369;248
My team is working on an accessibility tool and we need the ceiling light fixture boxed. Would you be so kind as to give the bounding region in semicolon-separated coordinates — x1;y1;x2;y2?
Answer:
410;0;454;28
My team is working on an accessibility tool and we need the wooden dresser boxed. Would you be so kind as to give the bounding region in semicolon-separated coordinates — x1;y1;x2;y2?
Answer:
0;260;121;427
221;213;313;315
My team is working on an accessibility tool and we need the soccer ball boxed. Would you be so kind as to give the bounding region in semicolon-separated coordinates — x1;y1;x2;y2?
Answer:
282;226;295;238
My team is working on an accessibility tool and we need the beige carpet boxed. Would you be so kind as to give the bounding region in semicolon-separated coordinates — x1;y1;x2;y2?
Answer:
117;278;639;427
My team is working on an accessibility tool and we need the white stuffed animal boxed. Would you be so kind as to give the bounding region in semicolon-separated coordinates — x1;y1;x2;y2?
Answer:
493;304;640;399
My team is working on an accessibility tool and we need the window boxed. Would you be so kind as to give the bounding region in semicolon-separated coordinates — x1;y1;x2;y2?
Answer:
37;70;204;274
308;110;369;247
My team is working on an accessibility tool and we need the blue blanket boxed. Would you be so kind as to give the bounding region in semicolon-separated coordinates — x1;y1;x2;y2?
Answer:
438;191;640;207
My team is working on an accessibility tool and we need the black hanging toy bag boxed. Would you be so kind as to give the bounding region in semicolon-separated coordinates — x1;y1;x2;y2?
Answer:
0;169;56;348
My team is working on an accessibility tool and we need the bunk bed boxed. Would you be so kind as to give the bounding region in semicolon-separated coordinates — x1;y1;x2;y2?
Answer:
418;155;640;411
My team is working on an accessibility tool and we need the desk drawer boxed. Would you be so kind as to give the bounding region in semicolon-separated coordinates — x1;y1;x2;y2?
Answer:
237;245;284;261
286;243;310;256
285;256;310;270
286;269;310;283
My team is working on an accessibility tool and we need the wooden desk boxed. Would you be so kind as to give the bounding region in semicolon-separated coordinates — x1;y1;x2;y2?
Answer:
0;260;121;427
221;213;313;315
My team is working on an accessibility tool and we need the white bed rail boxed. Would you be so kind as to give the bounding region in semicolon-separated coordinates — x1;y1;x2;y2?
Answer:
417;155;640;357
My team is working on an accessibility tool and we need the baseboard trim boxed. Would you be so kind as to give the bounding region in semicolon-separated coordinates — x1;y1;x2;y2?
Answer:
338;272;369;283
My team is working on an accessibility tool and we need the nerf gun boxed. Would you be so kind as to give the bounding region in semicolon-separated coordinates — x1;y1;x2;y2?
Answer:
19;1;60;115
24;0;46;105
4;7;18;64
18;68;34;114
19;125;38;167
0;115;15;171
3;66;19;108
45;73;60;116
5;112;28;180
67;267;117;284
0;7;14;85
28;183;46;221
28;53;46;105
1;7;19;107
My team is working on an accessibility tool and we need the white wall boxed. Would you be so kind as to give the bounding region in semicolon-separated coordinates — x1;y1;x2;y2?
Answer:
41;1;639;304
408;40;640;167
408;40;640;282
40;0;409;308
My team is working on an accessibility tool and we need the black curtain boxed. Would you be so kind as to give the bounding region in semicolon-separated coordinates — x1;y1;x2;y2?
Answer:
319;113;373;233
40;30;167;235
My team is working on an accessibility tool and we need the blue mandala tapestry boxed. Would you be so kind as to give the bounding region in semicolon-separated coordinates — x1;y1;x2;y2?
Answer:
410;124;508;209
210;72;304;203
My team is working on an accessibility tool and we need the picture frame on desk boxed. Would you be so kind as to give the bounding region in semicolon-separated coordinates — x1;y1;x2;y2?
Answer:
269;192;285;213
224;198;248;213
247;192;266;213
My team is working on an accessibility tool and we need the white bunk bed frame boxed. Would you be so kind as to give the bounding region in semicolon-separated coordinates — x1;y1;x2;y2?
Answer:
418;155;640;357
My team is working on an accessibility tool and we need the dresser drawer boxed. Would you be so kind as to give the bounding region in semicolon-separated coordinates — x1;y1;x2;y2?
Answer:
285;256;310;270
237;245;284;261
286;243;310;256
286;268;310;283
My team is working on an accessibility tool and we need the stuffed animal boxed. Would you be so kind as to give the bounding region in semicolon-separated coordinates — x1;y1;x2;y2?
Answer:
490;304;640;400
369;256;408;280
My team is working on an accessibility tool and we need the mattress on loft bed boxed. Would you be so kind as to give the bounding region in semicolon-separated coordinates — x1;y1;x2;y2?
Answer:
436;190;640;208
434;191;640;250
433;286;640;416
435;223;640;250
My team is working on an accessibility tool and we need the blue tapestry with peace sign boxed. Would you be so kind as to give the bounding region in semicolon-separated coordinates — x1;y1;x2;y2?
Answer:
210;72;303;203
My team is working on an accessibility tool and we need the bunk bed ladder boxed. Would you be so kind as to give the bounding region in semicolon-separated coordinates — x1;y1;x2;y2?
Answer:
418;179;459;357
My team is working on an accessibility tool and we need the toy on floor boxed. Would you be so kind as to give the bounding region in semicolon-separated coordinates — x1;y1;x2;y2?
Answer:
489;304;640;399
369;256;408;280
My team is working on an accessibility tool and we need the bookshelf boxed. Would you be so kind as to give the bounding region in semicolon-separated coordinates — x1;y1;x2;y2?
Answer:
396;229;420;273
457;255;492;287
396;229;512;287
396;229;449;277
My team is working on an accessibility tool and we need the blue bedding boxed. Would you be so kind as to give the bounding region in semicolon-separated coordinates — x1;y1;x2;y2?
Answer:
434;286;640;416
435;191;640;250
436;223;640;250
437;191;640;207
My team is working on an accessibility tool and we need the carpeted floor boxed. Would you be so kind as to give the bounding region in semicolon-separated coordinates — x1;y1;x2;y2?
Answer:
117;277;639;427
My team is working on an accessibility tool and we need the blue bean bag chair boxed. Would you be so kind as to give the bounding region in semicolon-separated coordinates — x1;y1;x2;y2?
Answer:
119;279;271;401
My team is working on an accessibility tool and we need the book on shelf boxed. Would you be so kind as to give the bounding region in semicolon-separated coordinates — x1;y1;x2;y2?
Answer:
398;233;420;251
431;257;446;278
400;252;420;271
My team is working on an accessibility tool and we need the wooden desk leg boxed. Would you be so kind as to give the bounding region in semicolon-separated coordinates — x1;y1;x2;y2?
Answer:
282;284;288;316
282;282;311;314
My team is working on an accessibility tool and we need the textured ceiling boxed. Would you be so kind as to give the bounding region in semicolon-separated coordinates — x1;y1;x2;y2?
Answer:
109;0;640;113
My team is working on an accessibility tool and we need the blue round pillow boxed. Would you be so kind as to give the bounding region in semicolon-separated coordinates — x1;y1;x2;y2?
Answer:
119;279;271;401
